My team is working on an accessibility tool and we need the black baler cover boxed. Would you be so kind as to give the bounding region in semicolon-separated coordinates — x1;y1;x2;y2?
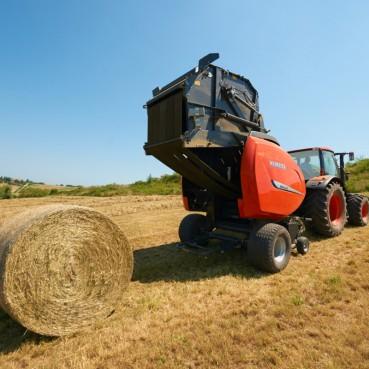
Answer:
145;54;266;149
144;54;273;199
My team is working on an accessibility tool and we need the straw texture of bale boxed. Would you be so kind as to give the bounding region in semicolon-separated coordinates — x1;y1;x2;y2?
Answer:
0;204;133;336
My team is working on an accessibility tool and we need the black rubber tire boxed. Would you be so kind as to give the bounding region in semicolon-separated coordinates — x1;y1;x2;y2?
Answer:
178;214;210;242
296;236;310;255
347;194;369;226
247;223;291;273
301;182;347;237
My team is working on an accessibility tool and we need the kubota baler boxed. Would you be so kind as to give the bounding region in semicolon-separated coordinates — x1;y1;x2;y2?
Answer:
144;54;310;273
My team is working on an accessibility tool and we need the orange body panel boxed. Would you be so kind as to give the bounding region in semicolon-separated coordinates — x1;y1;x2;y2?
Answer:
238;136;306;219
182;196;190;211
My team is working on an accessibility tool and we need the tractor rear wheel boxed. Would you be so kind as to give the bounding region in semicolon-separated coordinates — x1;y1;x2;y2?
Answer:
347;194;369;226
178;214;211;242
302;182;346;237
247;223;291;273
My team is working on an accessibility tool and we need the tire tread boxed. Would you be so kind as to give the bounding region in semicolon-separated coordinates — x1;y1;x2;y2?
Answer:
178;214;209;242
247;223;291;273
347;194;368;226
300;182;346;237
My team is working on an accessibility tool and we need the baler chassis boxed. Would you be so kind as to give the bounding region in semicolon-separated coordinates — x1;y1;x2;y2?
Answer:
144;54;310;273
177;215;309;272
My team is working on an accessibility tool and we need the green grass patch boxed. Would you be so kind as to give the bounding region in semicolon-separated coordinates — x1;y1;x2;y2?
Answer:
326;275;342;288
57;173;181;197
1;173;181;199
290;294;304;306
324;275;344;298
346;158;369;192
17;186;51;198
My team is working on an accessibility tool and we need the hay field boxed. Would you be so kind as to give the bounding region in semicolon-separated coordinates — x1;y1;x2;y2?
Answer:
0;195;368;369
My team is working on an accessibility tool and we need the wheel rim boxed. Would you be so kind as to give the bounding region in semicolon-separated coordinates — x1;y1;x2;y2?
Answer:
274;237;287;265
329;191;344;226
362;201;369;222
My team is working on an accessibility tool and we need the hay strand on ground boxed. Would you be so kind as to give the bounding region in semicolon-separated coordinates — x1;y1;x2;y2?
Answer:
0;204;133;336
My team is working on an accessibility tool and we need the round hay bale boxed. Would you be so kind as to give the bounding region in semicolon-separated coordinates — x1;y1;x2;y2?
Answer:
0;204;133;336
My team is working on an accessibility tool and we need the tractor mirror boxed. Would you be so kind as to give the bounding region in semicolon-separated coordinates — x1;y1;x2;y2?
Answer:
349;152;355;161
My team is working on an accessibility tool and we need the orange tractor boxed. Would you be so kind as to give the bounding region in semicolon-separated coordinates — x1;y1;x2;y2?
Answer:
289;148;368;236
144;54;368;273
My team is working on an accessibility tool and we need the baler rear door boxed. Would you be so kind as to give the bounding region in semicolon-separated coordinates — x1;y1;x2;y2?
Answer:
238;136;306;219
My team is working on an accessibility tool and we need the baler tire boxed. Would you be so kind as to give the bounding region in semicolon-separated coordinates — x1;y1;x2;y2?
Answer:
247;223;291;273
347;194;369;226
302;182;346;237
178;214;210;243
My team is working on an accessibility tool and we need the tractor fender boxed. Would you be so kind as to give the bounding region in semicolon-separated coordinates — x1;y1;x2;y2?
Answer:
306;175;342;189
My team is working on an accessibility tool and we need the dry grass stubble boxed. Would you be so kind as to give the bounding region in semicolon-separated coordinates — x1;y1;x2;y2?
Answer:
0;195;368;369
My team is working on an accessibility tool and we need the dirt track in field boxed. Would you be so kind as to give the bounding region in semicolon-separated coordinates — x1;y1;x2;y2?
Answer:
0;195;368;369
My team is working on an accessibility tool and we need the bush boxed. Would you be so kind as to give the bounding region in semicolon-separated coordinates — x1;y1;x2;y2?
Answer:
0;185;12;199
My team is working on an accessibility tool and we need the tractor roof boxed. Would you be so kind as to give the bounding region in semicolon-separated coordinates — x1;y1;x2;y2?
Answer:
288;147;334;154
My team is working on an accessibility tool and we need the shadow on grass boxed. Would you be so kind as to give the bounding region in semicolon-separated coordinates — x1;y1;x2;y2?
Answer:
0;310;53;355
304;226;358;243
0;243;261;354
0;239;291;354
132;241;268;283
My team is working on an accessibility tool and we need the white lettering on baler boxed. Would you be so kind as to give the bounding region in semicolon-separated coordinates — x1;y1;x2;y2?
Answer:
269;160;286;170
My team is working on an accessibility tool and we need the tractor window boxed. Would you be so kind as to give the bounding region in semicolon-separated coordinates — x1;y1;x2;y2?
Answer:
289;150;321;180
322;151;339;177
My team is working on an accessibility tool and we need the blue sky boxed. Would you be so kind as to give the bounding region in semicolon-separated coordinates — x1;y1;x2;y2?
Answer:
1;1;368;185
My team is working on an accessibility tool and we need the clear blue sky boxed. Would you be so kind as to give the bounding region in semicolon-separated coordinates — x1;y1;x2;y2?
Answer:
1;1;368;185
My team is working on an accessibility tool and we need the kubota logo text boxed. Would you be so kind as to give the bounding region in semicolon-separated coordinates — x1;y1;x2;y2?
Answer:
269;160;286;170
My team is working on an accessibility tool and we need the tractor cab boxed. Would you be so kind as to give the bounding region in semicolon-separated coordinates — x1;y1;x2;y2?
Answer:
289;148;339;180
288;147;354;186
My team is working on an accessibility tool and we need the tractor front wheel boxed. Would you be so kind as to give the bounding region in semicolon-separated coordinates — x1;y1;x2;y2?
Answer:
303;182;346;237
347;194;369;226
178;214;211;242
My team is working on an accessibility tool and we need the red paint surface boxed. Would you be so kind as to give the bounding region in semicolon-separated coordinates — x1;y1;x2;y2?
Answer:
238;136;306;219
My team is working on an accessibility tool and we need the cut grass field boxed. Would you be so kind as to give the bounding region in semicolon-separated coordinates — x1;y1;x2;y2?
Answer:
0;195;368;369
